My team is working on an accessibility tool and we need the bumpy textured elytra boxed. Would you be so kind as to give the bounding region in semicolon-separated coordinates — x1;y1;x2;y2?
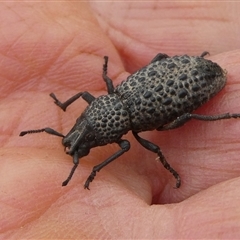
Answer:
20;52;240;189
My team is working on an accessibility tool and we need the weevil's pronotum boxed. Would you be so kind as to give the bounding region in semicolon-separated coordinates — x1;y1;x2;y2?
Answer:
20;52;240;189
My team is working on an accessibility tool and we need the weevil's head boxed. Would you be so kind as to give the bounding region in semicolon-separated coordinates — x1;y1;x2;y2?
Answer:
62;115;97;158
62;94;131;158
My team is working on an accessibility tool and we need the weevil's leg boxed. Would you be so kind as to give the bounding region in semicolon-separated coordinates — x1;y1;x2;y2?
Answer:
84;139;130;189
62;151;79;186
157;113;193;131
151;53;170;63
200;51;209;58
20;127;64;137
50;91;95;111
102;56;115;94
158;112;240;131
132;131;181;188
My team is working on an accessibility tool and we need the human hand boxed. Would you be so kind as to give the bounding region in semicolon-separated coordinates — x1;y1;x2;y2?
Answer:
1;2;240;238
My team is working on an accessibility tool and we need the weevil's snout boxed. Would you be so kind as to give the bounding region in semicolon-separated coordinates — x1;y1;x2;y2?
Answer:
62;117;96;157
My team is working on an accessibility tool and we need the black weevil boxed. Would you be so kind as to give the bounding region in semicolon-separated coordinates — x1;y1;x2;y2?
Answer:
20;53;240;189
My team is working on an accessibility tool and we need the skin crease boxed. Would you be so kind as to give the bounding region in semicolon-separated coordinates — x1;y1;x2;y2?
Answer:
1;1;240;239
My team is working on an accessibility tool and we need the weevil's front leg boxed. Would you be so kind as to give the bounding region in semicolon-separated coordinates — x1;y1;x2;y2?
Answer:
50;91;95;111
132;131;181;188
157;112;240;131
62;151;79;186
84;139;130;189
102;56;115;94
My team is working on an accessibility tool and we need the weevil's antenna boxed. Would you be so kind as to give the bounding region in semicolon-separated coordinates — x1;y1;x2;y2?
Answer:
20;128;65;138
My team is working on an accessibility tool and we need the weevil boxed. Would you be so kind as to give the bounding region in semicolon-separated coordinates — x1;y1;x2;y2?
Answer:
20;52;240;189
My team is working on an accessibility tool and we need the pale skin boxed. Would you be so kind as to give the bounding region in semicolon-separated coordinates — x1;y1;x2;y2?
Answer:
1;2;240;239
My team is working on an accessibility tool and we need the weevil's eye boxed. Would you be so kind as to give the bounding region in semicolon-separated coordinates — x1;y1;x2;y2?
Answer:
85;132;95;141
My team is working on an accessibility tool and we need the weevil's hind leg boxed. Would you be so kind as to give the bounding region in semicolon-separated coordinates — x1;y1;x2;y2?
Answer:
132;131;181;188
20;127;64;137
157;113;193;131
200;51;209;58
50;91;95;111
84;139;130;189
157;112;240;131
150;53;170;63
102;56;115;94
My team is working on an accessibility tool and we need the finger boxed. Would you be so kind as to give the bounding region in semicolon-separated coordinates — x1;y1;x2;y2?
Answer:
90;2;240;72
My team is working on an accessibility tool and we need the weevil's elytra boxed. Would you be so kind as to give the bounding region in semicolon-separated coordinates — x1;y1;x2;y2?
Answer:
20;52;240;190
